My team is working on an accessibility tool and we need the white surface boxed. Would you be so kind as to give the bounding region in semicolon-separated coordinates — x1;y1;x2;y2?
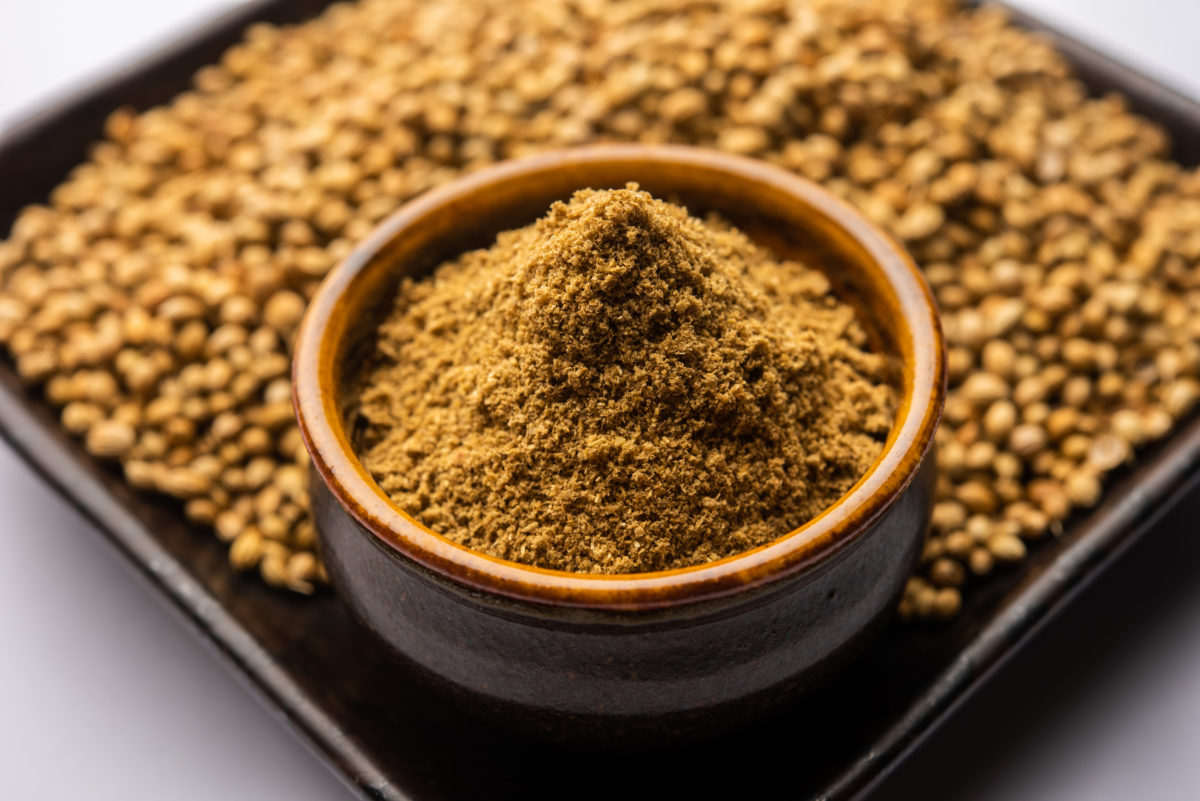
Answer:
1;1;1200;799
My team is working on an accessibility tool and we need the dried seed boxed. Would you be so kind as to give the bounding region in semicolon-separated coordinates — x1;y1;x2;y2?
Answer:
1111;409;1144;446
61;402;103;435
17;350;58;382
1087;433;1129;471
285;552;319;595
259;549;291;587
240;426;272;455
1009;423;1048;457
124;460;156;490
214;509;246;542
967;547;994;576
185;498;219;525
1064;469;1102;508
943;531;973;558
229;528;264;571
987;533;1027;563
982;400;1017;443
156;468;211;499
1029;479;1072;522
955;481;997;515
980;340;1016;379
894;202;944;241
929;557;965;588
931;587;961;620
263;291;306;334
85;419;136;459
960;373;1009;405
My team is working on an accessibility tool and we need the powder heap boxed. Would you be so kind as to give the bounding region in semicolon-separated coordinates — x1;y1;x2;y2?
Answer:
353;187;894;573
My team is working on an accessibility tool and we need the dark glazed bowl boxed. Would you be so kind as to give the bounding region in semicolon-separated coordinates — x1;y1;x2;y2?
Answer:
293;145;945;724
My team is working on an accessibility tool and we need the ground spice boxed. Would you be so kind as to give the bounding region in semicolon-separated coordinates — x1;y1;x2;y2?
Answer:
352;187;894;573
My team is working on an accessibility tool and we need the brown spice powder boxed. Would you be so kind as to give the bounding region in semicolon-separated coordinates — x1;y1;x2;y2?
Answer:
354;187;895;573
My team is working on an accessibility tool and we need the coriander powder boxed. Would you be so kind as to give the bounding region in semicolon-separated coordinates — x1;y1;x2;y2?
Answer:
352;187;895;573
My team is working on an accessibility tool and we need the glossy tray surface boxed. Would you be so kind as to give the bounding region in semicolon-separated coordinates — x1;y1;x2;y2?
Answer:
2;3;1199;799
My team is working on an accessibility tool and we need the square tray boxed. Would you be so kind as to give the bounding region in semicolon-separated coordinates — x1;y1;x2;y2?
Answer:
2;2;1199;798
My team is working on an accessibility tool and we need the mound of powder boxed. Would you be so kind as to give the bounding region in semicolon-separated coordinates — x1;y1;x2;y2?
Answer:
352;186;894;573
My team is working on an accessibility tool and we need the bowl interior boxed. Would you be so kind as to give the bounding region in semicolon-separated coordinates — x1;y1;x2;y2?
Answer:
294;145;944;609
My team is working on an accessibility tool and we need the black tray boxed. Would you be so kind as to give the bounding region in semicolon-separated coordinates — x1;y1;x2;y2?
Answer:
2;3;1200;799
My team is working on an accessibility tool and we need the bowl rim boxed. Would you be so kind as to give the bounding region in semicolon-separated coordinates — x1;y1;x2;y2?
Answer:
293;144;945;611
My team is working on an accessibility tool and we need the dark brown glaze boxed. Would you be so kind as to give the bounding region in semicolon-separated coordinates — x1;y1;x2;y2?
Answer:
292;145;946;716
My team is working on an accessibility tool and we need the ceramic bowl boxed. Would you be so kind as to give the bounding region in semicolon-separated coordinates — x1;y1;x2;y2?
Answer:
293;144;945;724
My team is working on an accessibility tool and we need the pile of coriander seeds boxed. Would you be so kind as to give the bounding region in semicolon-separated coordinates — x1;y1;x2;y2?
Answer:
1;0;1198;618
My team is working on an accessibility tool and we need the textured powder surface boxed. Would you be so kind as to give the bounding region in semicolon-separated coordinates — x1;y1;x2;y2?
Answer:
353;187;894;573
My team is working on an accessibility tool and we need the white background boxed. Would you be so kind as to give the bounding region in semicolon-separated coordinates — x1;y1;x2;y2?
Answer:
1;1;1199;799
